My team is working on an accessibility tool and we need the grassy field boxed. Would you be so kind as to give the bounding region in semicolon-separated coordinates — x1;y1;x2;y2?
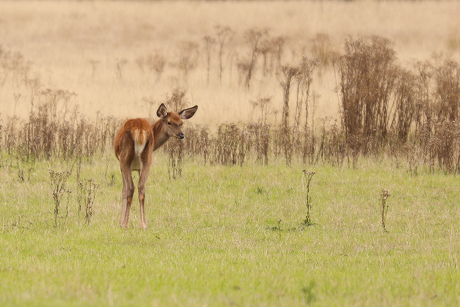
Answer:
1;153;459;306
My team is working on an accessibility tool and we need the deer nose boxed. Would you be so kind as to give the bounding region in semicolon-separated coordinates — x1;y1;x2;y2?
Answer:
178;133;185;139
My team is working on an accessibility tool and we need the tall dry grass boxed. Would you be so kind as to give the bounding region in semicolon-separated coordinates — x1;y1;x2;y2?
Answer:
1;2;460;172
1;1;460;125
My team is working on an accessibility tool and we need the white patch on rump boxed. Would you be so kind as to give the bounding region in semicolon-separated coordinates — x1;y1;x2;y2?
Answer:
131;129;147;171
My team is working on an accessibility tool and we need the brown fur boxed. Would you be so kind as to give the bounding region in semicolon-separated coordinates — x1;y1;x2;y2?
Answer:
114;118;153;160
114;104;198;229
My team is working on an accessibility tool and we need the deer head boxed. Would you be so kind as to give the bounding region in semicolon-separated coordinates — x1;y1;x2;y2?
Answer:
156;103;198;140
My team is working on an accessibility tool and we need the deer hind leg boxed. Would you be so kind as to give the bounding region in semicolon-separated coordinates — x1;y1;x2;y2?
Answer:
137;162;151;229
120;163;135;228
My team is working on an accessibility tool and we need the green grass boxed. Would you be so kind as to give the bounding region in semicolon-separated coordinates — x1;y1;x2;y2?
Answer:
1;154;459;306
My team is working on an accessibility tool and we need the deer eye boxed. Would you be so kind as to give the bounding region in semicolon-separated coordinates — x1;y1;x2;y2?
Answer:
167;122;172;125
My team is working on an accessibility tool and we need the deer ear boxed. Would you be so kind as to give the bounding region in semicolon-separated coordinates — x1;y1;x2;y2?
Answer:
156;103;168;118
179;105;198;120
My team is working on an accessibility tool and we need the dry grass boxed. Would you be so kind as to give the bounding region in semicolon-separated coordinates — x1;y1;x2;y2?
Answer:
1;1;460;126
1;2;460;170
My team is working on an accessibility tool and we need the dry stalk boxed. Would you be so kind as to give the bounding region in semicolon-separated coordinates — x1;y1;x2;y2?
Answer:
78;178;98;225
49;169;72;228
380;189;390;232
302;170;316;226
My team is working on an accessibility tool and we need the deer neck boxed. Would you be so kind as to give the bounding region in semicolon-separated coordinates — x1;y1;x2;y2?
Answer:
152;119;171;151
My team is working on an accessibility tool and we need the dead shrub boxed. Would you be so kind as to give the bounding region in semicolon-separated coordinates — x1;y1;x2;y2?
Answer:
339;36;398;155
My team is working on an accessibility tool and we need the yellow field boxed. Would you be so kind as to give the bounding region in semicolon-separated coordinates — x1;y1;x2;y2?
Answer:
1;1;460;125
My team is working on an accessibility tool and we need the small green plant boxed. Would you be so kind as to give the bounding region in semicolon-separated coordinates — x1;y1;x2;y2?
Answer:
380;189;390;232
49;169;72;228
301;280;317;304
267;219;282;231
302;170;316;226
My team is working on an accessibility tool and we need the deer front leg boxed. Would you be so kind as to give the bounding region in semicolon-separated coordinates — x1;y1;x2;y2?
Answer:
137;164;151;229
120;165;135;228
